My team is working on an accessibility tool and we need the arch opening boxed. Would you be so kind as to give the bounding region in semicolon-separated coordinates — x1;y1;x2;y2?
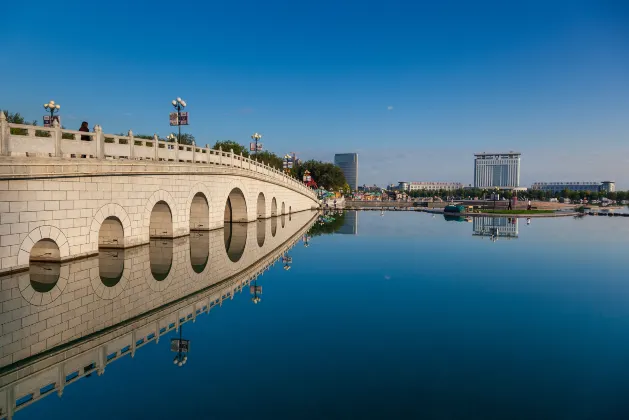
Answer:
257;219;266;247
190;232;210;273
271;198;278;217
224;222;247;262
150;239;173;280
190;192;210;231
224;188;248;224
99;250;125;287
271;216;277;237
29;239;61;292
99;216;124;248
150;201;173;238
257;192;266;219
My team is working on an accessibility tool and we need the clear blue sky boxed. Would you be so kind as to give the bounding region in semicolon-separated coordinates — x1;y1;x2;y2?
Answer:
3;0;629;187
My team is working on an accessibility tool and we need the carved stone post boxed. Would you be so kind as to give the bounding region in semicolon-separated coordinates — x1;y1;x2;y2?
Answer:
218;146;222;165
0;111;9;156
230;148;234;166
53;119;62;157
174;139;179;162
93;124;103;159
192;141;196;163
240;151;243;168
153;134;159;161
128;129;135;160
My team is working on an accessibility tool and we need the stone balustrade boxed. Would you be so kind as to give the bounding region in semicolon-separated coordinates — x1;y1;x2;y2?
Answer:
0;112;313;200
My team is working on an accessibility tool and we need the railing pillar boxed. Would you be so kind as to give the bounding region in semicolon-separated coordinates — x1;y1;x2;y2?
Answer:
174;140;179;162
52;119;62;157
94;124;104;159
128;130;135;160
218;146;222;165
192;141;196;163
153;134;159;160
230;148;234;166
240;151;243;168
0;111;9;156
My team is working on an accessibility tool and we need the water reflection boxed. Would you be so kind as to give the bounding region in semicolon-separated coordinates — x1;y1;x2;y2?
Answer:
29;262;60;292
281;214;286;228
257;219;266;247
271;216;277;237
150;239;174;280
0;210;317;416
189;232;210;273
224;222;248;262
472;216;519;240
99;249;125;287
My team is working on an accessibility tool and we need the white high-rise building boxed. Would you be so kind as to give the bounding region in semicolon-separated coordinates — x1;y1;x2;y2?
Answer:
474;152;521;188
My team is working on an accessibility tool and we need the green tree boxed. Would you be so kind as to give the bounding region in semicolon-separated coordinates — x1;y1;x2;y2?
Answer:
213;140;249;157
254;150;284;170
293;160;347;191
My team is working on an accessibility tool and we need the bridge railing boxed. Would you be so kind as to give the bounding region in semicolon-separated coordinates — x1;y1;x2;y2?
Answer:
0;113;317;199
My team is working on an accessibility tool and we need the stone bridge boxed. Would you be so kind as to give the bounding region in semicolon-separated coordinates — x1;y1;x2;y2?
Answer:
0;114;320;274
0;210;317;419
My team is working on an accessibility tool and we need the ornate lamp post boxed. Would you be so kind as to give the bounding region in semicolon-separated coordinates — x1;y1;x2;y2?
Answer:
283;154;292;175
251;132;262;158
43;100;60;125
171;97;187;143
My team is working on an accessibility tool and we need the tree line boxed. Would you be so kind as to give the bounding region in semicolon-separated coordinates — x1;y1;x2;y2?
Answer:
405;187;629;202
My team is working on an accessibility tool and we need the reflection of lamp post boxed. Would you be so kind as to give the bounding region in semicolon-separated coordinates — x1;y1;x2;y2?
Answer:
171;326;189;367
251;132;262;158
250;280;262;304
303;234;310;247
282;254;292;270
43;100;60;123
171;97;187;143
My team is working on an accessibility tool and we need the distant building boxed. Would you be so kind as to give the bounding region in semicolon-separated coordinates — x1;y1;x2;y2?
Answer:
530;181;615;194
474;152;521;188
398;181;464;192
334;153;358;191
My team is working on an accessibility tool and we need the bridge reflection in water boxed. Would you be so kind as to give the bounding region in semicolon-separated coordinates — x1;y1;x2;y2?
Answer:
0;211;317;419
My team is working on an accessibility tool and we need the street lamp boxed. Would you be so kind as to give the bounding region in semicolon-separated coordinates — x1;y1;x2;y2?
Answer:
493;187;499;211
171;97;187;143
284;154;292;175
43;100;60;124
251;132;262;158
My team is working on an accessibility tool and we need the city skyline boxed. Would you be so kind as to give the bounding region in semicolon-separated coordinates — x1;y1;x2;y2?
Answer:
2;1;628;188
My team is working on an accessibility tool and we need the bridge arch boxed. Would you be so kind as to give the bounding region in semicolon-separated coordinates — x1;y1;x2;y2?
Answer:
145;239;175;291
144;190;178;239
89;203;132;252
271;198;278;217
224;188;248;224
257;192;266;219
17;226;70;305
186;183;212;231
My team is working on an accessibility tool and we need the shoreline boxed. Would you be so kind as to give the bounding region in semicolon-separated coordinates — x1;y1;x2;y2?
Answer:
341;206;580;218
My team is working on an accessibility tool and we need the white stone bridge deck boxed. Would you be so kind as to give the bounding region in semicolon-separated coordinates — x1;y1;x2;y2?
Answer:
0;114;320;274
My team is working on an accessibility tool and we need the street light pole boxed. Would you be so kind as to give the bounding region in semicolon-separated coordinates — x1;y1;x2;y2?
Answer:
251;132;262;159
171;97;187;143
43;100;60;124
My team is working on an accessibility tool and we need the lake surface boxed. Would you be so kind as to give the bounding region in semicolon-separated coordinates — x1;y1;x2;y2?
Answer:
3;211;629;419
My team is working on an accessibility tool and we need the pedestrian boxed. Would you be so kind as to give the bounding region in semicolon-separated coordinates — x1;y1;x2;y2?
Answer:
79;121;90;141
508;199;512;210
79;121;90;158
527;200;532;211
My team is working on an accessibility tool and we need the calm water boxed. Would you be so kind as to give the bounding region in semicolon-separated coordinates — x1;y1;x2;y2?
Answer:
5;211;629;419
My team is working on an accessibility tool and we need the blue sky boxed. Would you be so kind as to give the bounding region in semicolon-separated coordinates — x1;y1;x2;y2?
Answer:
3;0;629;187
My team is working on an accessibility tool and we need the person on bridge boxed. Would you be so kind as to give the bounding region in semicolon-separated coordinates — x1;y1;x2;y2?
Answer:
79;121;90;158
79;121;90;141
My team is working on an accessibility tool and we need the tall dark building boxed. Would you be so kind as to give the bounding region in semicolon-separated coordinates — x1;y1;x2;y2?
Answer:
334;153;358;191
